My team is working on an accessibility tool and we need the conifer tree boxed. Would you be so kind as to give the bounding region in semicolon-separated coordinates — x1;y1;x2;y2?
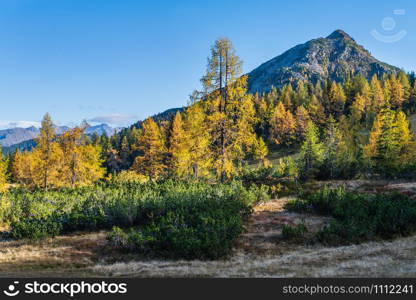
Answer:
386;75;405;109
364;108;413;175
253;137;269;167
294;105;311;142
308;94;326;128
184;103;212;179
119;136;131;169
0;147;8;192
131;118;167;180
35;113;63;190
350;93;366;124
295;81;308;107
370;75;384;108
281;84;294;112
270;101;296;145
13;150;36;186
59;126;105;187
329;81;346;117
168;111;190;178
298;121;324;180
206;76;257;179
201;38;256;181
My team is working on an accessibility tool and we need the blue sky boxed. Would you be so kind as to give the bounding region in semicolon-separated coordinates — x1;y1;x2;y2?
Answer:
0;0;415;129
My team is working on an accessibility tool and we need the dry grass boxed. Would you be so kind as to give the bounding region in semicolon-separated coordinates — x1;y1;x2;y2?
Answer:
92;236;416;278
0;232;108;277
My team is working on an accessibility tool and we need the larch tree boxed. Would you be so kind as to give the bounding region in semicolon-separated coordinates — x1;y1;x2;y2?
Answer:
201;38;256;181
328;81;347;117
294;105;311;142
270;101;296;146
308;94;326;128
281;84;294;112
370;74;385;112
12;150;35;186
0;147;8;192
131;118;167;181
350;93;366;124
35;113;63;190
364;108;412;175
253;137;269;167
168;111;190;178
59;126;105;187
183;103;212;179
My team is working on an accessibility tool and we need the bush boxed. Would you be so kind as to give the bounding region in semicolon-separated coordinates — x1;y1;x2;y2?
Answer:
237;162;298;197
6;181;269;259
286;187;416;245
11;217;63;240
282;222;308;241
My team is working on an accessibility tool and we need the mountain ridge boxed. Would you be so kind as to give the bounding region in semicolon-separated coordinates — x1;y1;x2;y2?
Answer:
0;123;120;150
247;29;401;94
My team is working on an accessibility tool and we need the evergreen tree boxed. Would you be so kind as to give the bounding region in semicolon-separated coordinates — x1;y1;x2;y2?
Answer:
253;137;269;167
364;108;413;176
298;121;324;180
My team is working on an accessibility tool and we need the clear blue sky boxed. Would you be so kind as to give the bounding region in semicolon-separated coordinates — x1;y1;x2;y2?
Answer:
0;0;415;128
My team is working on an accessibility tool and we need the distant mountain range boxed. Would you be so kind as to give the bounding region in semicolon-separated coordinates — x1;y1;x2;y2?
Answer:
247;29;401;94
0;123;120;153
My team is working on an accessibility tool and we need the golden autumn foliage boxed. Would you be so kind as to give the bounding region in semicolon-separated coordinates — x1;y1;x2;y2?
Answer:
270;101;296;145
59;127;105;187
131;118;167;180
206;76;257;179
183;103;212;178
0;147;7;192
13;114;104;189
168;111;190;178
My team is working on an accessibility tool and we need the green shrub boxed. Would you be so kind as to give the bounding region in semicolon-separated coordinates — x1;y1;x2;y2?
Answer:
282;222;308;241
108;203;246;259
237;164;297;197
6;180;268;258
11;217;63;240
286;187;416;245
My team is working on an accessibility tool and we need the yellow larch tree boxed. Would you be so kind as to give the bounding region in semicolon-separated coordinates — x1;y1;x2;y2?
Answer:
168;111;190;178
0;147;8;192
59;126;105;187
183;103;212;179
34;113;63;189
131;118;167;181
270;101;296;145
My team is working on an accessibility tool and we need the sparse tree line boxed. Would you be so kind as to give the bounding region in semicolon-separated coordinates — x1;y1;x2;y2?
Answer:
1;38;416;191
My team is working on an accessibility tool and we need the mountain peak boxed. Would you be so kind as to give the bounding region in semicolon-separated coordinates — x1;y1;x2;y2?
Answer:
247;30;400;94
326;29;353;41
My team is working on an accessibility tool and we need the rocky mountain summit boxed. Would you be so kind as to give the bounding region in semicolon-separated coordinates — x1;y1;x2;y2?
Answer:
247;29;401;94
